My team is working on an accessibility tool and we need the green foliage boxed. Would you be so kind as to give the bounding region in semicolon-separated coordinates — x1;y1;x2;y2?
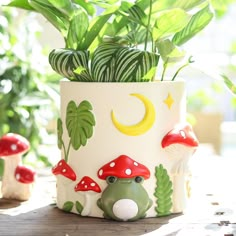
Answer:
222;75;236;96
91;43;159;82
0;8;59;169
5;0;214;81
57;100;95;162
49;49;92;81
154;164;173;217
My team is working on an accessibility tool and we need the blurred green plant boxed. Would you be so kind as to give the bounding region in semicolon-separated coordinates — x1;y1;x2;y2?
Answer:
0;8;60;175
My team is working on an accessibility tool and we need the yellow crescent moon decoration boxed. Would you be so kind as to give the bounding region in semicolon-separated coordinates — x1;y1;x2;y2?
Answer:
111;93;156;136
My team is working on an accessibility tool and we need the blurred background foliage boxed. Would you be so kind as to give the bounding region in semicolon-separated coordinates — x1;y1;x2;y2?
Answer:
0;8;60;176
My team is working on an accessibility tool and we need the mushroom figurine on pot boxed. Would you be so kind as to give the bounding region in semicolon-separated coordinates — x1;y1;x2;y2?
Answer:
161;123;199;212
74;176;101;216
97;154;152;221
0;133;36;201
52;159;76;208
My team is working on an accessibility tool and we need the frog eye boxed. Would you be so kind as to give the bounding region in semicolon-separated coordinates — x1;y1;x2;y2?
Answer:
135;176;143;183
107;176;117;184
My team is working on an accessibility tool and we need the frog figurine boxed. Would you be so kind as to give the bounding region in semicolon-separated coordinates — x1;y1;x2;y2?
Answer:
97;155;153;221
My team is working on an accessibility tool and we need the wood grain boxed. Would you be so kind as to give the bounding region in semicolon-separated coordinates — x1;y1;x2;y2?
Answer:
1;156;236;236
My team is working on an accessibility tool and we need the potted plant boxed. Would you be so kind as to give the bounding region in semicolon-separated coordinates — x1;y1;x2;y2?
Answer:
4;0;215;221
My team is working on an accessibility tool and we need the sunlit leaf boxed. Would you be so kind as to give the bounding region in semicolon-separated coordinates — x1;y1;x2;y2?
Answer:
172;4;214;46
153;8;191;41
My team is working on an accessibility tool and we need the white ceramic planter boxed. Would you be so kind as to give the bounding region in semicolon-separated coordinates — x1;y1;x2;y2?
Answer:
53;81;198;221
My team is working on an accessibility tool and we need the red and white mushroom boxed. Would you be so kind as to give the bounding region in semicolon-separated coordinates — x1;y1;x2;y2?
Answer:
15;165;35;184
52;159;76;181
161;123;199;212
161;123;199;174
97;154;150;180
0;133;35;200
74;176;101;216
52;159;76;209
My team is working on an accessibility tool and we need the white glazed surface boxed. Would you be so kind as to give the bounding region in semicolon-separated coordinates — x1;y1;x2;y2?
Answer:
57;81;188;218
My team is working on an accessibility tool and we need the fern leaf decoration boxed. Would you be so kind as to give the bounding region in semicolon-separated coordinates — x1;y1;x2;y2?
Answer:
154;164;173;216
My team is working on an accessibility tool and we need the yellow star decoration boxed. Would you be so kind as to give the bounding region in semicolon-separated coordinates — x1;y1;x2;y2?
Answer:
163;93;174;109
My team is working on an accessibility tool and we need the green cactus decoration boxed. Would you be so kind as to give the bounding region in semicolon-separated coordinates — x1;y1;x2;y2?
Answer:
57;100;95;162
154;164;173;216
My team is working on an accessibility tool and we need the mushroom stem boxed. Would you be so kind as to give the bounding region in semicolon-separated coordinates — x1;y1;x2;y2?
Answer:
81;193;92;216
1;154;32;200
172;174;187;213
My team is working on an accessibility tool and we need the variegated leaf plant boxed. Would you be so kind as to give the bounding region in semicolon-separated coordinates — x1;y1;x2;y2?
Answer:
6;0;220;84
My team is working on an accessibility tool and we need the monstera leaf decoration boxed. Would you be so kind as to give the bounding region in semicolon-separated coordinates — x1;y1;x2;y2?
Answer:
66;100;95;150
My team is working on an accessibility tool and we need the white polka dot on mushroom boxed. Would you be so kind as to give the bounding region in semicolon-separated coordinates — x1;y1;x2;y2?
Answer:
15;174;20;180
110;162;115;167
11;144;17;151
134;162;138;166
99;169;103;176
125;169;132;175
91;183;95;187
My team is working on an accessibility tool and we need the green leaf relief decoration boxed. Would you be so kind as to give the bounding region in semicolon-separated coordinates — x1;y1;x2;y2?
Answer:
66;100;95;150
76;201;84;214
63;201;74;212
154;164;173;217
57;100;95;162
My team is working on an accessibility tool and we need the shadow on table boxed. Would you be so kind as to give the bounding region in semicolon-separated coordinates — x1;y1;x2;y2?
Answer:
0;198;22;209
0;203;183;236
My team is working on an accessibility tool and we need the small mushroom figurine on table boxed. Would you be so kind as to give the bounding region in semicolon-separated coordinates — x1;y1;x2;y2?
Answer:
0;133;36;201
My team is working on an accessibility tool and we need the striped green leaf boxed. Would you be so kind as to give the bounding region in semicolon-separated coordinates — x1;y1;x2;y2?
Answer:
91;43;159;82
172;4;214;46
222;75;236;95
48;49;92;81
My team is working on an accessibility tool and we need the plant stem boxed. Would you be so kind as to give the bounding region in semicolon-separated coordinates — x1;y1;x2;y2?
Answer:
161;58;169;81
171;56;194;81
171;64;189;81
144;0;153;51
65;140;72;163
62;142;67;161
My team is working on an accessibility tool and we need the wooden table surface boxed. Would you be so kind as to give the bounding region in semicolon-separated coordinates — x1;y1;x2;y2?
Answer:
0;153;236;236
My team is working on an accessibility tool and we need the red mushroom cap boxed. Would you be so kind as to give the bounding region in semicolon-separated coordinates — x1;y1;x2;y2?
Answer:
52;159;76;181
161;123;199;148
0;133;30;157
15;165;36;184
74;176;101;193
97;155;150;180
